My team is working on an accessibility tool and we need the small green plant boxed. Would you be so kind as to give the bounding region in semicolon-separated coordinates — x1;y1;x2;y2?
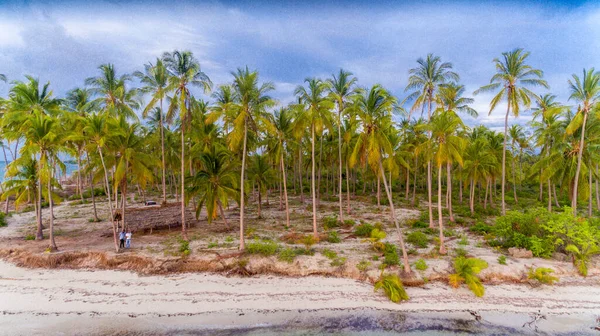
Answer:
565;244;600;277
225;236;234;243
410;220;428;229
330;257;347;267
322;248;338;260
372;255;380;261
406;231;429;248
382;242;400;267
528;267;558;285
357;260;371;273
0;212;7;227
448;256;488;297
322;215;339;230
366;228;387;251
326;231;341;243
207;241;218;248
354;223;375;237
374;273;409;303
497;255;507;265
414;259;428;271
341;219;356;228
179;239;191;256
246;240;279;256
300;235;318;249
24;234;35;241
454;247;468;258
457;235;469;246
278;248;297;263
470;221;493;234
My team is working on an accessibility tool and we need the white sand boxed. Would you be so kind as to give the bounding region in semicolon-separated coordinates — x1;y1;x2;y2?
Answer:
1;259;600;335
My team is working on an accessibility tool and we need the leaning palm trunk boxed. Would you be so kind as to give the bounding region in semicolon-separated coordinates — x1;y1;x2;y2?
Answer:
160;99;167;205
346;161;351;214
338;112;344;222
281;153;290;227
311;124;318;238
437;164;446;254
36;156;44;240
379;160;410;274
501;102;510;215
98;146;119;253
447;163;454;222
511;155;518;204
427;162;434;227
47;160;57;251
239;121;248;250
181;126;188;241
547;180;552;212
589;161;593;217
572;109;589;215
77;150;84;203
469;178;475;216
596;164;600;211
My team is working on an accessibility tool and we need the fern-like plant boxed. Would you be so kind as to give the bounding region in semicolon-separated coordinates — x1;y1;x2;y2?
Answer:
528;267;558;285
448;256;488;297
365;228;386;252
565;244;599;277
374;273;410;303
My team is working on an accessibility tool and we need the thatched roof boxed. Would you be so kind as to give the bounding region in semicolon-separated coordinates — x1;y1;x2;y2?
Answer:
108;202;199;234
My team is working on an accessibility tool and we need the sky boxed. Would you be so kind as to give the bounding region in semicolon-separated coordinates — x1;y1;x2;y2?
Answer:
0;0;599;131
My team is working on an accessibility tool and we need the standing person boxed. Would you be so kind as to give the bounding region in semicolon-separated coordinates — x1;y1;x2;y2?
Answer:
119;230;126;249
125;230;132;249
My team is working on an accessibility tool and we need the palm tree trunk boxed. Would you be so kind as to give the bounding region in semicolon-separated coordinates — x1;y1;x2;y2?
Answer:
437;164;446;254
239;121;248;250
469;178;475;216
412;157;418;206
345;160;351;215
98;146;118;253
405;167;410;200
281;152;290;227
459;167;463;204
588;161;593;217
180;125;188;240
511;153;518;204
427;161;434;228
596;164;600;211
311;124;318;238
257;183;262;219
160;98;167;205
547;180;552;212
338;111;344;222
572;109;589;216
90;175;98;221
299;147;304;203
553;184;560;208
447;162;454;222
484;179;489;209
77;149;84;203
218;200;229;228
317;134;323;206
47;158;57;251
36;154;44;240
377;173;381;206
378;159;410;274
501;102;510;215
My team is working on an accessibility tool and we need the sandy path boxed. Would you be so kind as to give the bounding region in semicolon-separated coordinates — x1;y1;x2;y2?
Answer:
1;260;600;335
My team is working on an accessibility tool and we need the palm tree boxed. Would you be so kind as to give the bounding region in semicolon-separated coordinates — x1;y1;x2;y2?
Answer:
351;85;411;273
566;68;600;215
327;69;358;223
508;124;526;204
474;48;548;215
134;58;171;205
406;54;459;228
268;107;294;226
295;78;333;238
248;154;275;219
463;132;497;215
228;67;274;250
1;157;38;212
186;146;239;227
163;50;212;240
83;113;119;252
85;64;140;119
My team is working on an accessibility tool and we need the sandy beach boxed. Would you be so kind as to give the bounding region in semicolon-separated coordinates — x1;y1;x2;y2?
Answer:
1;258;600;335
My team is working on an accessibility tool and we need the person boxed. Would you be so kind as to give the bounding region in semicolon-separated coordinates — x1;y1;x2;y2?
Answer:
119;230;126;249
125;230;132;249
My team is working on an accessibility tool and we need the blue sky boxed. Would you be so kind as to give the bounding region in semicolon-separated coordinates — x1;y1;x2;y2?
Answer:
0;0;599;130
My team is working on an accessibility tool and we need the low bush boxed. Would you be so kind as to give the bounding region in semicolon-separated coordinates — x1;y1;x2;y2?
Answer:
366;228;386;251
497;255;507;265
322;248;338;260
406;231;429;248
414;259;428;271
0;212;6;227
25;233;35;240
322;215;339;230
356;260;371;273
326;231;341;243
411;220;428;229
470;221;493;234
374;274;409;303
354;223;375;237
448;256;488;297
528;267;558;285
178;239;190;256
382;242;400;267
565;243;600;277
246;239;279;256
300;235;318;249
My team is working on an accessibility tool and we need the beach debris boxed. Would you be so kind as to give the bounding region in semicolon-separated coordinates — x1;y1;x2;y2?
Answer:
594;316;600;331
467;310;482;322
508;247;533;258
144;200;157;206
522;310;546;332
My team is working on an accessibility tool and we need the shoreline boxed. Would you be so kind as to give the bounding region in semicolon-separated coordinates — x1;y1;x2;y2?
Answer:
1;259;599;335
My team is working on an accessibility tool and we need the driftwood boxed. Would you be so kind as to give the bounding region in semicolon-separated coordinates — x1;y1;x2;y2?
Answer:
102;203;198;236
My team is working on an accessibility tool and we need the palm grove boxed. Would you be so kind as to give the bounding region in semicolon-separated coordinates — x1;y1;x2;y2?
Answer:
0;48;598;263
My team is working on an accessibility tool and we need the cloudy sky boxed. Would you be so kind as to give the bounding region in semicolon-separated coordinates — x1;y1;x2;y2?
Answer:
0;0;599;130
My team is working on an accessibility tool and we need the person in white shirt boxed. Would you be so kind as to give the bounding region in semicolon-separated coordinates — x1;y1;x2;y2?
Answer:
125;231;132;248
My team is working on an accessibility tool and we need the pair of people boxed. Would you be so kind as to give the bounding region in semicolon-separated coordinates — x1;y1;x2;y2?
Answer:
119;230;133;249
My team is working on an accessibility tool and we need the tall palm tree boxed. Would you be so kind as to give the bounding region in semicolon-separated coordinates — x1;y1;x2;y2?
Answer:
566;68;600;215
2;157;38;212
351;85;411;273
228;67;274;250
406;54;459;228
268;107;294;227
134;58;170;205
163;50;212;240
474;48;548;215
508;124;526;204
248;154;275;218
327;69;358;223
186;146;239;227
85;64;140;119
295;78;333;238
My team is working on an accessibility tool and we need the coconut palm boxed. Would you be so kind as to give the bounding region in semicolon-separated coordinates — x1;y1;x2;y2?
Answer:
163;50;212;240
474;48;548;215
566;68;600;215
565;243;600;277
406;54;459;228
508;124;526;203
350;85;411;273
228;67;274;250
295;78;333;238
463;132;497;215
186;146;239;227
248;154;275;218
1;157;38;212
327;69;358;222
267;107;294;226
134;58;171;204
85;64;140;119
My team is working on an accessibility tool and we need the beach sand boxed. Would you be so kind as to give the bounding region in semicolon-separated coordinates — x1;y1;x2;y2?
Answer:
1;259;600;335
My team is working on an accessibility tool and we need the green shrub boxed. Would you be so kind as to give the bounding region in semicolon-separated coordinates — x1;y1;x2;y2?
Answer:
457;235;469;246
342;219;356;228
454;247;468;258
330;257;347;267
326;231;341;243
565;243;600;277
300;235;318;249
528;267;558;285
178;239;190;256
367;228;387;251
0;212;6;227
354;223;375;237
414;259;428;271
382;242;400;266
406;231;429;248
278;248;297;263
357;260;371;273
322;248;338;260
246;240;279;256
322;215;339;230
449;257;488;297
411;220;428;229
225;236;234;243
470;221;493;234
374;274;409;303
25;233;35;240
207;241;218;248
497;255;507;265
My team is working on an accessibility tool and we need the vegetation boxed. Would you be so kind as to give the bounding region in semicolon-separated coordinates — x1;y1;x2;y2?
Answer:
528;267;559;285
374;274;410;303
449;256;488;297
414;259;428;271
565;244;600;276
245;239;279;256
